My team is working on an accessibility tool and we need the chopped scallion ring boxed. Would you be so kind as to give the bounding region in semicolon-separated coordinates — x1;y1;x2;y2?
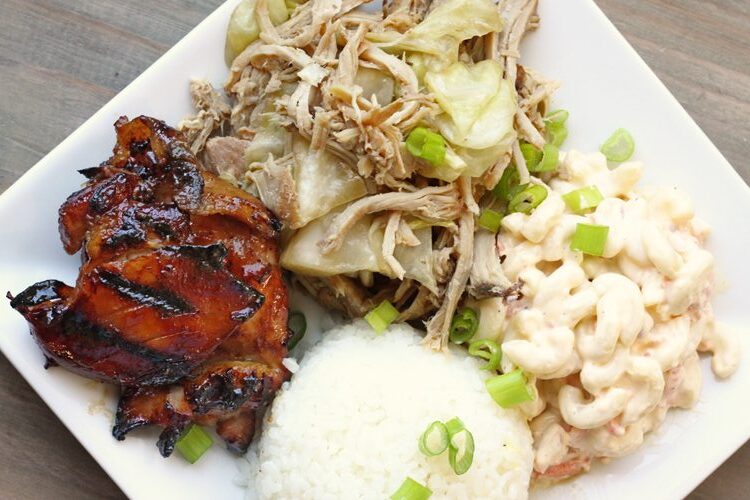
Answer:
419;421;449;457
390;477;432;500
492;164;520;201
365;300;400;334
570;223;609;257
406;127;446;166
545;109;569;126
477;209;503;233
600;128;635;162
445;417;475;475
546;124;568;147
485;369;535;408
449;307;479;344
536;144;559;172
287;311;307;350
508;184;548;214
175;425;213;464
519;142;543;171
468;339;501;371
562;186;604;214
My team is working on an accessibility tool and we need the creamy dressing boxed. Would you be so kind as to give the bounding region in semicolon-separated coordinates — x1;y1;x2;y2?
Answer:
475;151;740;478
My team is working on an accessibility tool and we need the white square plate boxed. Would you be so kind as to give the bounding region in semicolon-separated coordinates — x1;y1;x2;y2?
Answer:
0;1;748;499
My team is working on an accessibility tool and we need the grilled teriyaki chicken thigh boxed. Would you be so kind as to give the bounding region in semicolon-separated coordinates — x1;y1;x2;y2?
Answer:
9;116;289;456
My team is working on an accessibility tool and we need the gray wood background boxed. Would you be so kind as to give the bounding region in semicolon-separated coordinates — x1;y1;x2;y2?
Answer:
0;0;748;498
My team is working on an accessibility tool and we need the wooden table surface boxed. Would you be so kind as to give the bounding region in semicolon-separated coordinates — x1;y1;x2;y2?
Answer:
0;0;748;498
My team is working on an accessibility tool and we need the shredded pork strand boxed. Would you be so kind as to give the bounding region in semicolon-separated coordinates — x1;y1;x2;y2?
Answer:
423;210;475;350
181;0;552;348
320;184;462;254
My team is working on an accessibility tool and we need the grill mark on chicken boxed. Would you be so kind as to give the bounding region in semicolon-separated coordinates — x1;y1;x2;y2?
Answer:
9;116;289;456
63;313;193;385
96;270;196;316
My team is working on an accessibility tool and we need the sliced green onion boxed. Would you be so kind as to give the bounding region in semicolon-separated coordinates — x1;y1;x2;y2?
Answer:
175;425;213;464
445;417;474;475
365;300;399;334
544;109;569;148
485;369;535;408
522;143;558;173
406;127;446;166
287;311;307;350
390;477;432;500
546;124;568;147
545;109;569;126
492;164;520;201
562;186;604;214
419;421;449;456
570;223;609;257
519;142;542;171
477;209;503;233
537;144;559;173
600;128;635;162
468;339;501;371
508;184;548;214
449;307;479;344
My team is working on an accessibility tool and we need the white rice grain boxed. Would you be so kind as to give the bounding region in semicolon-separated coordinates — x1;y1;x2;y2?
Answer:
248;321;533;499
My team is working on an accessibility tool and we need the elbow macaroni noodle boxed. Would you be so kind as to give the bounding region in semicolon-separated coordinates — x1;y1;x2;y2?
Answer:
485;151;741;477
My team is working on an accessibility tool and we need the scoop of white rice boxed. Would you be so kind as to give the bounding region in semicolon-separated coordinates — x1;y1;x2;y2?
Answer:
249;321;533;499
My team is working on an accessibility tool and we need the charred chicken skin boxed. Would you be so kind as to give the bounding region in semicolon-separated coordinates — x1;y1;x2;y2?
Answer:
9;116;289;456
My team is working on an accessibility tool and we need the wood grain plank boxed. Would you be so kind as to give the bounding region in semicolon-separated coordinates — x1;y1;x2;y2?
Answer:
0;0;748;499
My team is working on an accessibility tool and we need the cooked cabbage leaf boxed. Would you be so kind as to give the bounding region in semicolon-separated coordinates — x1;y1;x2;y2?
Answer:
426;60;516;151
416;145;467;182
292;136;368;227
394;225;438;295
281;211;437;294
370;0;503;70
354;67;395;105
281;211;382;276
225;0;289;65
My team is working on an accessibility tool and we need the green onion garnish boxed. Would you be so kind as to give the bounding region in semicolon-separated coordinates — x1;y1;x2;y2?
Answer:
406;127;446;166
600;128;635;162
365;300;399;334
546;125;568;147
562;186;604;214
287;311;307;350
477;209;503;233
468;339;501;371
390;477;432;500
445;417;475;475
485;369;535;408
520;142;543;171
175;425;213;464
508;184;548;214
449;307;479;344
545;109;569;126
570;223;609;257
492;164;520;202
419;421;449;457
544;109;569;147
536;144;559;173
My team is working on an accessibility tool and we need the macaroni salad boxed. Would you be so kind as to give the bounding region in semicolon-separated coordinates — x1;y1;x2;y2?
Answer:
470;150;740;480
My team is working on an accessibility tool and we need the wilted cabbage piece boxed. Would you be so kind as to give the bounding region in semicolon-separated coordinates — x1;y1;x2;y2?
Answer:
371;0;503;71
354;67;395;105
225;0;289;65
416;145;467;182
281;210;437;294
393;225;438;295
244;98;291;165
426;60;517;150
250;134;367;230
281;211;383;276
292;136;368;228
